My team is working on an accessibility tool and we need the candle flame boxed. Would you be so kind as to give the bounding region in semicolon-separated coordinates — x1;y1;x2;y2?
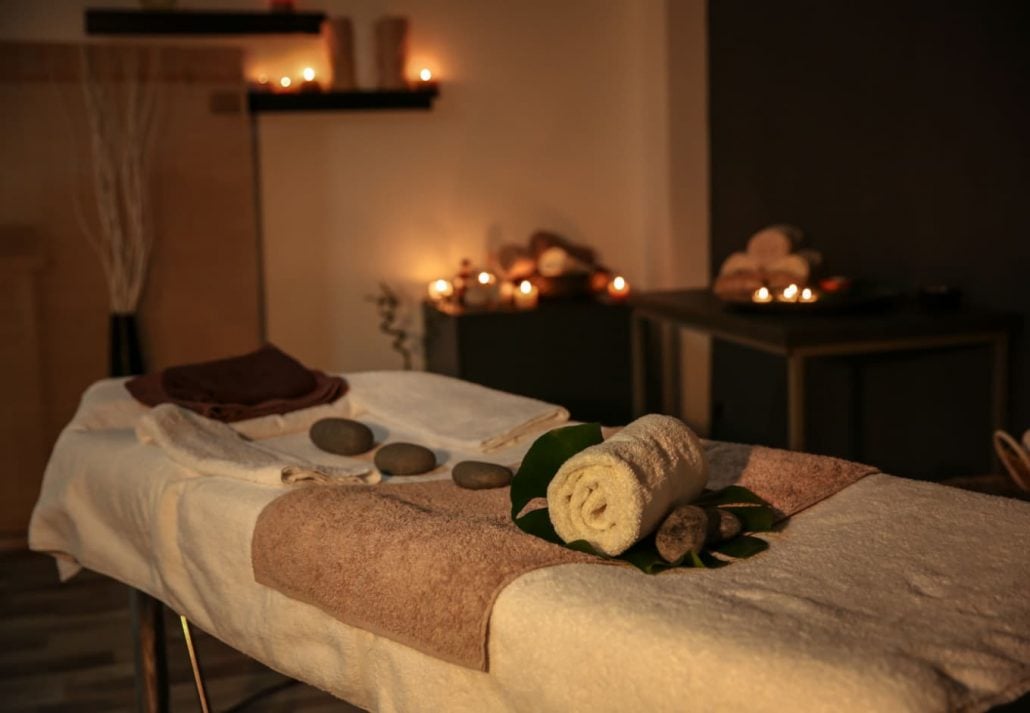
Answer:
477;271;493;285
419;68;433;82
801;287;814;301
613;276;626;291
783;283;799;300
755;286;770;300
279;76;292;88
519;280;532;294
302;67;316;82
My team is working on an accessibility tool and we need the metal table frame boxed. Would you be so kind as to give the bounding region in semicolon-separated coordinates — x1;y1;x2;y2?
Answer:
631;290;1014;454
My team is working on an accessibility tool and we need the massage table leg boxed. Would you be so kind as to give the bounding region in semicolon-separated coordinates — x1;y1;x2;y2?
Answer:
180;615;212;713
130;588;169;713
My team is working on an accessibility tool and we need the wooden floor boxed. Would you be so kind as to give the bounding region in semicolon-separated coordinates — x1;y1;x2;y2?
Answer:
0;550;362;712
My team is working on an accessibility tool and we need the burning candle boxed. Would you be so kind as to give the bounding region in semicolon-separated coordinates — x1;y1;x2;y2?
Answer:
427;278;454;302
752;286;772;303
779;283;800;302
299;66;322;93
607;275;631;300
278;76;293;90
413;66;439;91
464;271;499;307
799;287;818;303
513;280;539;310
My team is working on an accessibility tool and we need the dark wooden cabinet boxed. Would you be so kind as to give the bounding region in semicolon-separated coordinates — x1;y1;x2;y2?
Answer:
423;299;633;425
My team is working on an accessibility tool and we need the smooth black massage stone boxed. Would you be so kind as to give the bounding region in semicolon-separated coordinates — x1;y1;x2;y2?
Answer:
655;504;709;563
309;418;375;456
452;461;513;490
705;507;742;544
374;442;437;475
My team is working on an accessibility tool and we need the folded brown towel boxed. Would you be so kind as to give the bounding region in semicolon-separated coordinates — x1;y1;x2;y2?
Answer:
163;344;316;405
126;345;347;422
251;442;877;671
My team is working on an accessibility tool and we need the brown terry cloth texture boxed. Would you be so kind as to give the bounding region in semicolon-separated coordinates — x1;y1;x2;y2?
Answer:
126;344;347;422
251;444;876;671
704;441;878;519
252;483;598;671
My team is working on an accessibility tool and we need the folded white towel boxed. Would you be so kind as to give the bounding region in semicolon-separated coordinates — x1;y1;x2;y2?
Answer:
137;404;378;487
547;414;708;556
345;371;570;452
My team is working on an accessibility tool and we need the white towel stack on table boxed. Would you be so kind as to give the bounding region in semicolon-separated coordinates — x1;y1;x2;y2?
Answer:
547;414;708;556
137;403;377;487
345;371;570;452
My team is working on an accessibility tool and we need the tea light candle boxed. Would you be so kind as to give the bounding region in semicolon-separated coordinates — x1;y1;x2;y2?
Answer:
752;286;772;303
799;287;818;303
476;271;497;286
427;278;453;302
299;66;321;92
415;67;439;91
607;275;631;300
779;283;799;302
278;76;293;91
513;280;539;310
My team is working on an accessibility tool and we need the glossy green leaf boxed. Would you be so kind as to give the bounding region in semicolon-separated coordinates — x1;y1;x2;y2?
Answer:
510;423;603;519
512;507;562;544
724;505;776;533
711;534;769;559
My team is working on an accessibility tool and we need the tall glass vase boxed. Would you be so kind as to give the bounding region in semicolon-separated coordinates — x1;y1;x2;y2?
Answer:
109;313;144;377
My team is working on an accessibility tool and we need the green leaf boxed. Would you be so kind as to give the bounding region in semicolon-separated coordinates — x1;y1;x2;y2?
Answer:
512;508;563;544
711;535;769;559
695;485;772;508
723;505;776;533
510;423;603;519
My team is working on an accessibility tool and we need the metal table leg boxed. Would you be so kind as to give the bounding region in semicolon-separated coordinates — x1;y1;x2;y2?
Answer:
787;352;806;451
631;312;648;418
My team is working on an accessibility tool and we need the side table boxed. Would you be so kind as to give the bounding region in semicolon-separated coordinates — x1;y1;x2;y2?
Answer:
423;299;633;425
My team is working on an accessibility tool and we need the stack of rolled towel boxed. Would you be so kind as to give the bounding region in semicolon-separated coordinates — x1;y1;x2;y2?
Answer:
547;414;718;560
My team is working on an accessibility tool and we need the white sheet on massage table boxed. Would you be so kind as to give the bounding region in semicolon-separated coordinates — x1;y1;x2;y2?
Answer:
29;382;1030;713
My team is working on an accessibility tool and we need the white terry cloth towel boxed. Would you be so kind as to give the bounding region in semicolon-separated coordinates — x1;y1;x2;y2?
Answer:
345;371;570;452
547;414;708;556
137;404;378;487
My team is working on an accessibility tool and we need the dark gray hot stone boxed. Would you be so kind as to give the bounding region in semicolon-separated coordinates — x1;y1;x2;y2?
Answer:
374;442;437;476
705;507;742;543
452;461;513;490
309;418;375;456
655;504;708;563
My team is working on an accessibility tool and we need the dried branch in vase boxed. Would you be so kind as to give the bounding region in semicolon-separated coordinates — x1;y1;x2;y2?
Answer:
368;282;413;370
73;45;162;314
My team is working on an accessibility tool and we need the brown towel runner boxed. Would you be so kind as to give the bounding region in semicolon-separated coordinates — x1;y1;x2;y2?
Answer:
251;442;877;671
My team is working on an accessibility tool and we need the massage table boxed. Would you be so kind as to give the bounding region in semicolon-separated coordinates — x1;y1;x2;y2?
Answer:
29;376;1030;713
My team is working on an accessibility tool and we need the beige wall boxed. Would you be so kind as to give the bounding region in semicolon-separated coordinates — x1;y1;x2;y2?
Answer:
258;0;709;378
0;1;711;495
0;41;261;537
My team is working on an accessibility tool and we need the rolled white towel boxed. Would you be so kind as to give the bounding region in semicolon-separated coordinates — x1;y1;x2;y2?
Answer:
546;414;708;556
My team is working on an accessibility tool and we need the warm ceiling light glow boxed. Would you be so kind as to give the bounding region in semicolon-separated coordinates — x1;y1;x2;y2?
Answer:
279;76;292;88
419;67;433;82
302;67;316;82
519;280;532;294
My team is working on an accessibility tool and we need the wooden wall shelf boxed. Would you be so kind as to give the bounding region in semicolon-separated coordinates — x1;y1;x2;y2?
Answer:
248;88;439;113
85;8;327;35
